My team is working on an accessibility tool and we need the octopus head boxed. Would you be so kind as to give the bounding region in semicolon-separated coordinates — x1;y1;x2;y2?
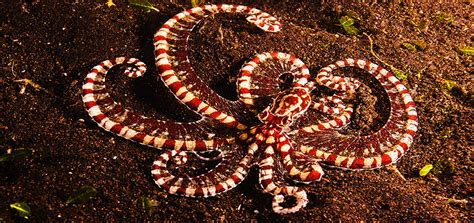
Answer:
258;87;311;126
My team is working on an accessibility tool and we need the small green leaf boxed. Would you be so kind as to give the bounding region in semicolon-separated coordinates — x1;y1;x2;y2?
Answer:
442;80;457;92
128;0;159;12
140;196;157;215
67;185;97;204
402;43;416;51
393;69;408;80
339;16;355;27
456;46;474;55
434;12;454;23
10;202;31;219
415;70;422;79
339;16;359;35
0;148;33;163
412;40;427;51
419;164;433;176
402;41;427;52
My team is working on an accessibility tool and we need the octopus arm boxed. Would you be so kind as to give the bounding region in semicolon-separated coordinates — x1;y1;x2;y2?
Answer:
151;143;253;197
258;145;309;214
278;137;324;183
154;4;282;129
292;59;418;170
82;57;233;151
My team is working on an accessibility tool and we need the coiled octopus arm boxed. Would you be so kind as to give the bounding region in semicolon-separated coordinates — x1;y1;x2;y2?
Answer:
82;57;231;151
293;59;418;170
154;4;281;130
259;145;309;214
151;143;255;197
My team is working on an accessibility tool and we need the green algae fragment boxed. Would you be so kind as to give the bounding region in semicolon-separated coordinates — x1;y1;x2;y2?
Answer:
456;46;474;55
67;185;97;204
128;0;159;12
419;164;433;176
393;69;408;80
10;202;31;219
339;16;359;35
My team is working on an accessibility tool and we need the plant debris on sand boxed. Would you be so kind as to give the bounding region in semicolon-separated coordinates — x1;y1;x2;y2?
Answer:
1;0;472;221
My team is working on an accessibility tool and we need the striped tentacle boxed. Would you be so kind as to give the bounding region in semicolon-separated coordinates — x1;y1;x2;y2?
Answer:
316;63;362;92
295;91;354;134
82;57;229;152
296;59;418;169
312;92;347;115
154;4;282;130
252;126;324;183
295;108;353;134
237;52;310;112
151;144;256;198
278;135;324;183
259;145;308;214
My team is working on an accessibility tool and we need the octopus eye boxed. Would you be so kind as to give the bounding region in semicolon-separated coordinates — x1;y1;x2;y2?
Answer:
258;110;270;121
280;116;292;126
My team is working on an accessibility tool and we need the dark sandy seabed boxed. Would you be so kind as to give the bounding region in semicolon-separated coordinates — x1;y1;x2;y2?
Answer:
1;0;472;221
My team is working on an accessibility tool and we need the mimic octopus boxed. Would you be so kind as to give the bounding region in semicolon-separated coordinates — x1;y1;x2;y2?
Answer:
82;4;418;214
